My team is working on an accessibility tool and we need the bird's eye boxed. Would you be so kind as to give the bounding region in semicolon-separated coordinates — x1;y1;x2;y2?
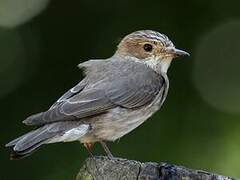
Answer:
143;43;153;52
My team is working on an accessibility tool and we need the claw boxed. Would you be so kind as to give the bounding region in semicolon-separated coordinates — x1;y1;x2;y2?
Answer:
83;142;94;157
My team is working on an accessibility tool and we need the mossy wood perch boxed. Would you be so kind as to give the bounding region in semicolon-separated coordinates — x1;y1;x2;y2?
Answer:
76;156;235;180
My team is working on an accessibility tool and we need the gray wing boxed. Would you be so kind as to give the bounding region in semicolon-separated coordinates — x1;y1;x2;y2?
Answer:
49;80;86;109
23;59;164;126
105;70;163;108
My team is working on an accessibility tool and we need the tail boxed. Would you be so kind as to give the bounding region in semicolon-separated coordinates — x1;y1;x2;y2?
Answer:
5;121;89;160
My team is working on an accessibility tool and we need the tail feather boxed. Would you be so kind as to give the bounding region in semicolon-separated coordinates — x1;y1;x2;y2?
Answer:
10;141;45;160
13;126;56;152
6;121;89;160
6;132;33;147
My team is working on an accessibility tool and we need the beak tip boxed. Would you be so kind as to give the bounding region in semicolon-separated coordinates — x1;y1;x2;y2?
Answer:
174;48;190;57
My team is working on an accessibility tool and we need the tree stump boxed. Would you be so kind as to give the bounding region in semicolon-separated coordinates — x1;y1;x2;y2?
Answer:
76;156;235;180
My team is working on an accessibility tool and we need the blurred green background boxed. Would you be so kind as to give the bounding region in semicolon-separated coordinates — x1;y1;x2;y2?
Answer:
1;0;240;179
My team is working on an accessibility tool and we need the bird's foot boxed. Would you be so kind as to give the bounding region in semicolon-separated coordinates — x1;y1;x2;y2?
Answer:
100;141;114;159
83;142;94;157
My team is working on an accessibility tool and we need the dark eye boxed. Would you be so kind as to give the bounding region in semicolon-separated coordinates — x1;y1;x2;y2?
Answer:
143;44;153;52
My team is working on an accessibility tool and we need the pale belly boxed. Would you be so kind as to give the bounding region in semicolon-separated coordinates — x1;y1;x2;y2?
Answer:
80;88;165;143
93;107;158;141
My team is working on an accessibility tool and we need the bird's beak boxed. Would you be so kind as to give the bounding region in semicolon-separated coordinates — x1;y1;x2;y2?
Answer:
165;47;190;58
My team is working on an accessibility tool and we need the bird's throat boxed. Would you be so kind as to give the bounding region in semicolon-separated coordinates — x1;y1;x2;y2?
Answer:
144;57;172;74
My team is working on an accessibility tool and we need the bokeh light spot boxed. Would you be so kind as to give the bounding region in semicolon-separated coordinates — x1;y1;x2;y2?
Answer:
193;20;240;114
0;0;49;28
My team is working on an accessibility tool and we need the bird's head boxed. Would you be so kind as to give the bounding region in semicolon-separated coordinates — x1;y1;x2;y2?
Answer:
115;30;189;73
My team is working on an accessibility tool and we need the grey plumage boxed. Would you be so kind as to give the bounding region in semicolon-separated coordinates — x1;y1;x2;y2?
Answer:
6;56;166;159
23;58;163;126
6;121;89;159
6;30;188;159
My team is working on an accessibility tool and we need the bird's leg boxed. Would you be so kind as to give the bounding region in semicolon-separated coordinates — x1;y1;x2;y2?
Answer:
83;142;94;157
100;141;113;159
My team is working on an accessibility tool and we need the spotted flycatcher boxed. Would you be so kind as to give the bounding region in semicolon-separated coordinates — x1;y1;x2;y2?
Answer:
6;30;189;159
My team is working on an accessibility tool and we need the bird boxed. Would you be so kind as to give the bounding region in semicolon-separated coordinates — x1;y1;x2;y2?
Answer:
6;30;189;160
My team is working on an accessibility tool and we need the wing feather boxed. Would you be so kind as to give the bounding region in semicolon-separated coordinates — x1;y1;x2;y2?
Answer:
23;59;165;126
